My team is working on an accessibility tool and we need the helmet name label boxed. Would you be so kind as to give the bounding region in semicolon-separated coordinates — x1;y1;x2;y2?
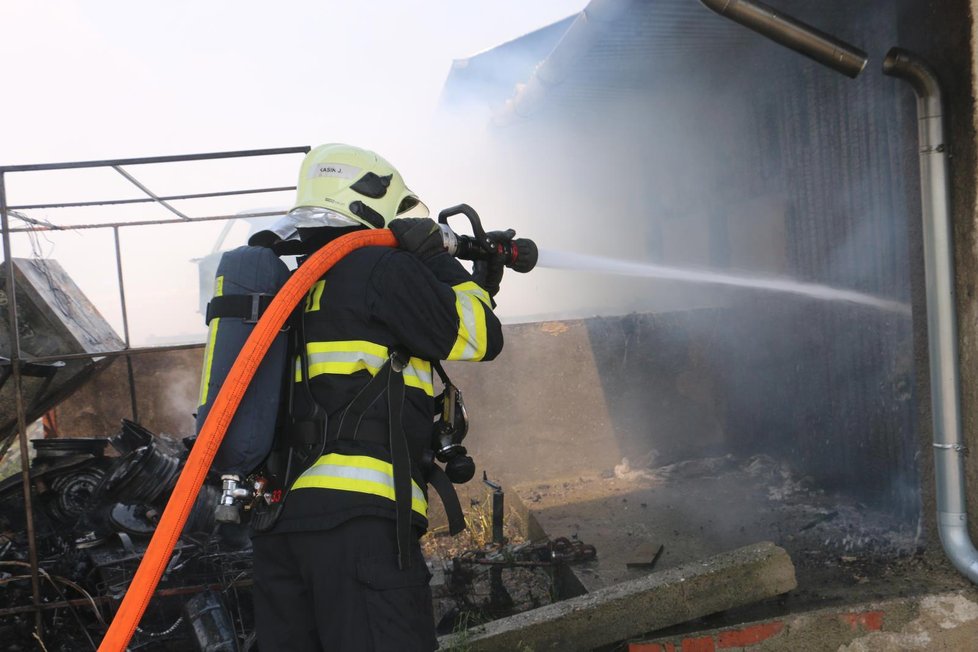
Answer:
308;163;361;180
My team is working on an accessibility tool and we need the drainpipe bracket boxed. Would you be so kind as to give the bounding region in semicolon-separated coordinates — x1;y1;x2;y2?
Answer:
933;442;968;454
939;511;968;527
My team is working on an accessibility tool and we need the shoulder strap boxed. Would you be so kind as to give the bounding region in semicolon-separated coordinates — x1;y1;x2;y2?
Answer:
205;294;274;325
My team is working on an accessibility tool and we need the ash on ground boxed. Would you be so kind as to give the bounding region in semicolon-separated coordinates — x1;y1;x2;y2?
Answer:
512;451;966;614
421;484;589;635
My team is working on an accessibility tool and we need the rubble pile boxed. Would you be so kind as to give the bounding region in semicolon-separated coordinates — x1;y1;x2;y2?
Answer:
0;420;252;651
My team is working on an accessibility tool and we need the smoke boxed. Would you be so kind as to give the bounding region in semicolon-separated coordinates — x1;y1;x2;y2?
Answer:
422;0;921;540
0;1;923;547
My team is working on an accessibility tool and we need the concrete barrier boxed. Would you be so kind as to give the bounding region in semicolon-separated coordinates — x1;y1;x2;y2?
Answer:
438;541;796;651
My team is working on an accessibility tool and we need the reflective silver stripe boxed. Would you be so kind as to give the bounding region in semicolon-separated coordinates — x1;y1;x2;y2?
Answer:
298;464;427;505
301;341;434;396
457;290;478;359
449;282;490;361
403;359;434;395
305;348;387;376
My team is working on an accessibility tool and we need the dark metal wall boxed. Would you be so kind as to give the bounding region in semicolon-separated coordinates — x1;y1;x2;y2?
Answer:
715;1;920;519
560;0;924;521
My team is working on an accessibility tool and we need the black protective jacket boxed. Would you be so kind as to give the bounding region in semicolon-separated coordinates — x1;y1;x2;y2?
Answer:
270;246;503;535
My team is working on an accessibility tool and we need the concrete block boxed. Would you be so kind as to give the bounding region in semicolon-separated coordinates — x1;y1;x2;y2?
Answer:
438;541;796;651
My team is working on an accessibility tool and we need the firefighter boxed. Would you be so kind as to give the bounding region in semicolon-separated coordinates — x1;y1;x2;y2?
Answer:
251;144;504;651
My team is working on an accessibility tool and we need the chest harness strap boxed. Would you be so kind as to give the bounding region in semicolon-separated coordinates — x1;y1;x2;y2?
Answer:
331;350;466;570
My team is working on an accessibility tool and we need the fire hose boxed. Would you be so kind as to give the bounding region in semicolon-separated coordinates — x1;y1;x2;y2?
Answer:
99;207;536;650
98;228;397;652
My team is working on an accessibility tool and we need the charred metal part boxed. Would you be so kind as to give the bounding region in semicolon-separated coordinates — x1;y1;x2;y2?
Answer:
33;437;107;459
698;0;868;78
48;468;106;522
108;419;154;455
883;47;978;585
0;423;253;647
0;579;254;618
549;537;598;564
483;471;505;546
481;473;509;612
108;503;157;536
458;537;598;568
99;439;181;504
184;592;240;652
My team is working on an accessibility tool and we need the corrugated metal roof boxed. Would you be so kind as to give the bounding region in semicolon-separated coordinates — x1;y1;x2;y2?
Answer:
438;15;576;110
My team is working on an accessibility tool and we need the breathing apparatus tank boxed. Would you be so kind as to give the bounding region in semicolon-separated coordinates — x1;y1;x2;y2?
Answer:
195;245;291;520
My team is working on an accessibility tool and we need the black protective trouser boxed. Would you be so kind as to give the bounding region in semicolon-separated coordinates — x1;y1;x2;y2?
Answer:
252;517;438;652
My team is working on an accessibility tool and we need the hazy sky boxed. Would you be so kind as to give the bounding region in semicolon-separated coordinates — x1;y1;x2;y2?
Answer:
1;1;586;344
1;1;584;164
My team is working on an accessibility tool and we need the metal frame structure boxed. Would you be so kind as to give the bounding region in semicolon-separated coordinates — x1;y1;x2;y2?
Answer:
0;145;310;638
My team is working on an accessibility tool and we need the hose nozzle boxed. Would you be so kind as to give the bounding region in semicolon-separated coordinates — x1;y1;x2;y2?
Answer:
437;204;538;273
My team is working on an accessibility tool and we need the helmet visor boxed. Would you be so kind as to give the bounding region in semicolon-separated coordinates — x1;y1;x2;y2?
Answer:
397;195;429;218
287;206;362;228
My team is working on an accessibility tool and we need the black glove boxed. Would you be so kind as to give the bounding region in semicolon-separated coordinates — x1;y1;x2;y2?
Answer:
473;256;504;298
472;230;512;298
388;218;445;261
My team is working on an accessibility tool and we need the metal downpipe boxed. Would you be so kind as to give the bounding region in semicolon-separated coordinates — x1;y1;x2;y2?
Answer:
883;47;978;583
698;0;867;78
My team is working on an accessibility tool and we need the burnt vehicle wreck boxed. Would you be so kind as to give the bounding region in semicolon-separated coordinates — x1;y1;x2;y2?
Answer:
0;419;253;651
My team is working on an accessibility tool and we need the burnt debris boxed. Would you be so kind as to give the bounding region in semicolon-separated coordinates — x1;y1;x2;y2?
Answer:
0;419;250;652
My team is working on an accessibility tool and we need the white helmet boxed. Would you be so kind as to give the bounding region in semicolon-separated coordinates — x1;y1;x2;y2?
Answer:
289;143;427;229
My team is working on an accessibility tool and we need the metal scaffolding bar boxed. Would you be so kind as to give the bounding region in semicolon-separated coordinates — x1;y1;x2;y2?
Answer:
0;145;309;635
6;210;283;233
0;145;310;173
113;226;139;421
9;185;296;210
112;165;191;220
0;171;44;638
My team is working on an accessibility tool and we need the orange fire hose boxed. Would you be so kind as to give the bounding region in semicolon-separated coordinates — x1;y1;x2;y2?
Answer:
98;229;397;651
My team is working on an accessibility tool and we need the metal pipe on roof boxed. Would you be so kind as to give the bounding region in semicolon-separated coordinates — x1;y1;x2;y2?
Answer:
698;0;867;78
883;47;978;584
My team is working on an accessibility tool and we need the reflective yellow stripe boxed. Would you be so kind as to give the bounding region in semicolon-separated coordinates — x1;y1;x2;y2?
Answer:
292;453;428;517
301;340;434;396
197;276;224;406
304;280;326;313
404;358;433;395
306;340;386;378
448;281;491;361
